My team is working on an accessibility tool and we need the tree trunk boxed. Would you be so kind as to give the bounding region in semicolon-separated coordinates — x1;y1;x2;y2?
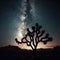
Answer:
32;48;37;60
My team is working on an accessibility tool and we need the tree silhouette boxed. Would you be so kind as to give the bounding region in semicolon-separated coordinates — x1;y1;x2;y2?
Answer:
15;23;53;50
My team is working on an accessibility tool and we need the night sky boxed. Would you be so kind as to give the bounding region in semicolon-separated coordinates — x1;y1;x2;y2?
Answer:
0;0;60;49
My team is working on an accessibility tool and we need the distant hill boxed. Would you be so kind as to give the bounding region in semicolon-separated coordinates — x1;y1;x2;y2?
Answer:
0;45;60;60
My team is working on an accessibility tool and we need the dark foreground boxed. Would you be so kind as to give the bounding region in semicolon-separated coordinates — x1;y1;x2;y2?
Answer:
0;45;60;60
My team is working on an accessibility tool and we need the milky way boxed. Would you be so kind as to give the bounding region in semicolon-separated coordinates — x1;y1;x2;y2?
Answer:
16;0;35;41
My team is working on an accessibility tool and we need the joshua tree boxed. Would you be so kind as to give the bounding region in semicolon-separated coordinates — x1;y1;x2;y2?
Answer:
15;23;53;50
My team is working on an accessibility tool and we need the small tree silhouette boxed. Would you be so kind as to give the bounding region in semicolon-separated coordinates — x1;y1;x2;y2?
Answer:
15;23;53;50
